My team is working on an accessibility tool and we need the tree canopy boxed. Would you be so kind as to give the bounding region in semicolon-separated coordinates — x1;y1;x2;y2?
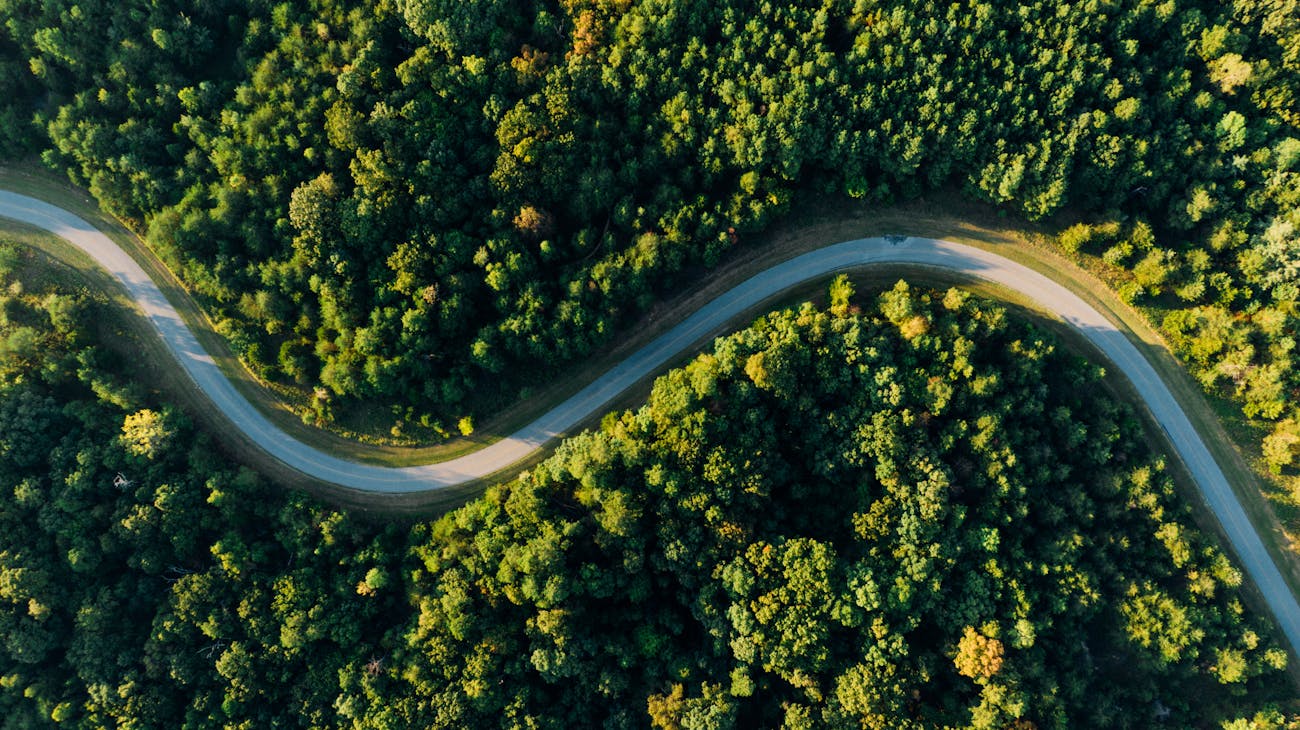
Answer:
0;246;1293;727
0;0;1296;469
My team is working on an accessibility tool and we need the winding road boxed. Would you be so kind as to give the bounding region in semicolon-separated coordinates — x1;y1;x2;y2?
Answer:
4;189;1300;656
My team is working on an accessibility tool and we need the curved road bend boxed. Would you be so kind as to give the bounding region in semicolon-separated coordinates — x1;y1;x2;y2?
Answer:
3;190;1300;655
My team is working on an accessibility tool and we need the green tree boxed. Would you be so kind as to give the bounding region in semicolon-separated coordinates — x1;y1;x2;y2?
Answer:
120;408;174;459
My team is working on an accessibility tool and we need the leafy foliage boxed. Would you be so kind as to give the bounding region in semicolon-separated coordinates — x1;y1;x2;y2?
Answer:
1;0;1297;460
0;244;409;728
7;252;1285;727
359;283;1294;727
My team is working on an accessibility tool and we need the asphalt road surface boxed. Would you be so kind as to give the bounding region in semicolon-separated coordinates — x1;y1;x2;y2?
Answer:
4;189;1300;657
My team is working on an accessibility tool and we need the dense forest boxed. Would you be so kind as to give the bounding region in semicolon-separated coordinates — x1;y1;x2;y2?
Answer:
0;245;1294;727
0;0;1297;464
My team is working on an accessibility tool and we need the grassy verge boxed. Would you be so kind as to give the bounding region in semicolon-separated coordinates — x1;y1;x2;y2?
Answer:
6;158;1300;695
802;267;1300;681
5;169;1300;675
2;165;1296;578
0;165;1084;464
749;193;1300;578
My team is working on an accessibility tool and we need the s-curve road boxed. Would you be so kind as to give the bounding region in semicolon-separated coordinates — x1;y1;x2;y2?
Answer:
4;189;1300;656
